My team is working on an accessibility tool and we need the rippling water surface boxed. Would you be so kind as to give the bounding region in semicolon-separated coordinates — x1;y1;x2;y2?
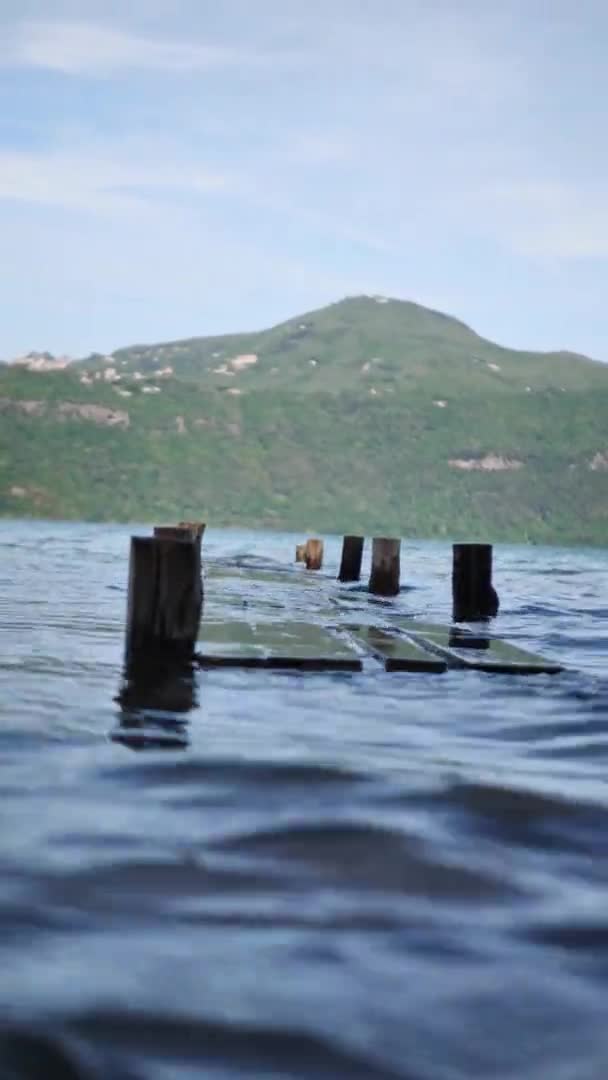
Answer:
1;520;607;1079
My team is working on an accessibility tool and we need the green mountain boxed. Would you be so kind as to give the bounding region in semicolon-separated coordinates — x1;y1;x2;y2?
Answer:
1;295;607;543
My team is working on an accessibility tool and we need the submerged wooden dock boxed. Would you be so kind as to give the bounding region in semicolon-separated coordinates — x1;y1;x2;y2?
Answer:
195;609;562;676
123;526;564;678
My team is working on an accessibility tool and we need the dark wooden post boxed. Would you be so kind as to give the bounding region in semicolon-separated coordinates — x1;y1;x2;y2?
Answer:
178;521;206;538
125;534;203;664
304;538;324;570
295;543;306;563
155;521;204;553
452;543;499;621
338;535;364;582
369;538;401;596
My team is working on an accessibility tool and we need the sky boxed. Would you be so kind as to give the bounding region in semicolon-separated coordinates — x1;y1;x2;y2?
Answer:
1;0;607;360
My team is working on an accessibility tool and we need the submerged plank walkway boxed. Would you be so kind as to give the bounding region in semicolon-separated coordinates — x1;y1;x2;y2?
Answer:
197;620;361;671
398;621;563;675
345;626;447;673
194;562;563;676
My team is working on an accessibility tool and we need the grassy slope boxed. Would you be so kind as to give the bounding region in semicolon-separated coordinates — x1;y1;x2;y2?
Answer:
107;296;605;394
1;296;607;542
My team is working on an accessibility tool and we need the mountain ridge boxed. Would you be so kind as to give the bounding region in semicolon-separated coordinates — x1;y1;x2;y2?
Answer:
1;295;606;543
3;295;602;370
102;295;600;366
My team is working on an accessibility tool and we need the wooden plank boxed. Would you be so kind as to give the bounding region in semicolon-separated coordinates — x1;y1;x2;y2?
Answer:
202;570;332;625
394;620;563;675
206;565;321;588
196;620;362;671
346;626;447;673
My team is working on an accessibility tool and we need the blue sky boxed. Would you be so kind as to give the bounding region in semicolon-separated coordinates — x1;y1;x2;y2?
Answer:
1;1;607;360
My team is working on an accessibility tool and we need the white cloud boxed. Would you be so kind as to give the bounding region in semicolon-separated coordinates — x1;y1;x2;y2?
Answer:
4;19;287;76
0;145;225;212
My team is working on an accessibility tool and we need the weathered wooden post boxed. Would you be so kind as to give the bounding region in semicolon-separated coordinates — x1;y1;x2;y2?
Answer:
304;538;324;570
369;538;401;596
295;543;306;563
125;532;203;664
177;521;206;537
154;521;205;553
338;535;364;582
452;543;499;621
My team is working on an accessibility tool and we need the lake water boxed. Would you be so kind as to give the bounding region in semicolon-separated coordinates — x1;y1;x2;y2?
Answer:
1;520;607;1079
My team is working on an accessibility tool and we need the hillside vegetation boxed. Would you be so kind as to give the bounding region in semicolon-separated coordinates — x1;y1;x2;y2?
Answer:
1;296;607;543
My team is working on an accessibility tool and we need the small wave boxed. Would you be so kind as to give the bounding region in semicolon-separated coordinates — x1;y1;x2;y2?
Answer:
64;1008;408;1080
96;758;368;789
514;603;570;617
0;1027;104;1080
434;780;608;854
526;920;608;954
213;820;514;900
534;568;583;577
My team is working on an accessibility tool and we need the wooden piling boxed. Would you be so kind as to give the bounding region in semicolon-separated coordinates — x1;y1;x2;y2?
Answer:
154;521;205;553
125;534;203;663
295;543;306;563
338;535;364;582
452;543;499;621
178;521;206;538
304;538;324;571
369;538;401;596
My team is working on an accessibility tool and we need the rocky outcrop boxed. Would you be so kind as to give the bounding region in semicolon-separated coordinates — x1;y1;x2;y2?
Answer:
56;403;130;428
0;397;47;416
230;353;257;371
6;483;52;507
9;352;72;371
589;452;608;471
448;454;523;471
0;397;129;428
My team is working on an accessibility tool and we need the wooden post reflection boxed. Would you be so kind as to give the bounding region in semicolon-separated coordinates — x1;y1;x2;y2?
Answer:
111;657;198;750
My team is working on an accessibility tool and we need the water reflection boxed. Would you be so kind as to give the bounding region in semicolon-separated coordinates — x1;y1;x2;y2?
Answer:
111;657;198;750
